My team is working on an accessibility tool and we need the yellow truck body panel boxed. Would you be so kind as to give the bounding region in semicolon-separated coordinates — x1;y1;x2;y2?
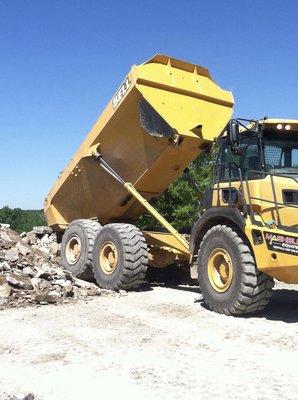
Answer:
44;54;233;228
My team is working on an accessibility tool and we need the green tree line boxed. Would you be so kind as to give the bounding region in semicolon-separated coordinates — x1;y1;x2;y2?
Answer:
137;149;215;230
0;206;46;233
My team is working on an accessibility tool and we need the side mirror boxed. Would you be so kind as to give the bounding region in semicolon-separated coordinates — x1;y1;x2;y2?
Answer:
227;119;242;154
228;119;240;146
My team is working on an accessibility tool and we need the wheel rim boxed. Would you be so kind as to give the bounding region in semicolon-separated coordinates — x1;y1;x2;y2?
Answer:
207;248;233;293
65;235;81;265
99;241;118;275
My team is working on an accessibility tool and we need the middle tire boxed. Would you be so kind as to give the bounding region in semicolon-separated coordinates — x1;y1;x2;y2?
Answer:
92;223;148;290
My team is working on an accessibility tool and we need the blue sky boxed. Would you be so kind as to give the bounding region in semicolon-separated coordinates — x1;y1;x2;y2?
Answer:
1;0;298;209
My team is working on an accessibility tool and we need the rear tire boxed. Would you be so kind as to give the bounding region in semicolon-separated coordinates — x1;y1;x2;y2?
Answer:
92;223;148;290
60;219;102;281
197;224;274;315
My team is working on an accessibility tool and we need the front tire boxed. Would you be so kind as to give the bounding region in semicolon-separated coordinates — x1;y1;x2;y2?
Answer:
197;224;274;315
92;223;148;290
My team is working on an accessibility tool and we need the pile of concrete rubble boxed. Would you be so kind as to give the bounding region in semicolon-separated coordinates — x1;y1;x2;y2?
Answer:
0;224;113;308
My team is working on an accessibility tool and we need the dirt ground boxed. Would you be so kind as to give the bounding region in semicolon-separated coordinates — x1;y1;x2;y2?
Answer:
0;280;298;400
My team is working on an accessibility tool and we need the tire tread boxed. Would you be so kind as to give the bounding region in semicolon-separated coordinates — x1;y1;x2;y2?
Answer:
93;223;148;290
197;224;274;315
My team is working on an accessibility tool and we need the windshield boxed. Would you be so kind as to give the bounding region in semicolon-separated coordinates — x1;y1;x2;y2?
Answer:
263;131;298;173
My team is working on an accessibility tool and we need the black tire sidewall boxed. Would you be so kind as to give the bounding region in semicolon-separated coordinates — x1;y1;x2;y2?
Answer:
60;223;90;276
198;227;245;311
92;226;126;288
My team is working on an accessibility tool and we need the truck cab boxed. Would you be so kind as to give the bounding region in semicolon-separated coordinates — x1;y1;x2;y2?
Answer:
216;119;298;231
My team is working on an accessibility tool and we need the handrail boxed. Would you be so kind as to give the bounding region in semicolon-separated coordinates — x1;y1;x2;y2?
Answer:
213;162;298;233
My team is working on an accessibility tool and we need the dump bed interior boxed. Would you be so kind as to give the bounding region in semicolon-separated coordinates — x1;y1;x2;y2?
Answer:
45;54;234;229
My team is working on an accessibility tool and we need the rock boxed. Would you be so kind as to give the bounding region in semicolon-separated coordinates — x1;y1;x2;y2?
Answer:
35;263;55;279
6;273;33;290
75;287;88;297
119;289;127;296
39;280;52;291
0;297;9;306
49;242;60;256
73;278;96;289
56;267;68;278
0;261;11;271
40;234;51;247
34;226;52;236
22;267;35;277
38;246;50;254
31;292;60;304
0;230;14;243
30;277;41;291
53;279;73;295
54;279;70;287
12;393;34;400
87;286;102;296
100;288;117;297
0;283;12;298
16;242;30;256
0;223;10;229
64;281;73;295
4;248;19;263
21;236;30;245
24;232;37;245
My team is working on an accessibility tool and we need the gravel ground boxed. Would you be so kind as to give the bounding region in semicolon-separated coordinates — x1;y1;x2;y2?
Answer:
0;281;298;400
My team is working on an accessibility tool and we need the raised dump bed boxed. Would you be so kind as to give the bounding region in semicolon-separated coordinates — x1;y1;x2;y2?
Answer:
45;54;234;230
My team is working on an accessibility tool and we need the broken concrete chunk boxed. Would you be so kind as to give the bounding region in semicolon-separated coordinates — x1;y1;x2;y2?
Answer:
25;232;38;245
100;289;117;297
4;248;19;263
22;267;35;277
16;242;30;256
34;226;53;236
31;292;60;304
6;273;33;290
21;236;30;245
64;281;73;295
54;278;70;287
30;277;41;291
49;242;60;256
0;223;10;229
38;246;51;254
0;283;12;298
73;278;96;289
39;280;52;291
35;263;55;279
0;297;9;306
12;392;35;400
0;261;11;271
0;230;14;243
87;286;102;296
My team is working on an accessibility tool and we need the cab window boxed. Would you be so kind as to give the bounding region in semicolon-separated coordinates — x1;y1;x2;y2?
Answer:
219;135;261;182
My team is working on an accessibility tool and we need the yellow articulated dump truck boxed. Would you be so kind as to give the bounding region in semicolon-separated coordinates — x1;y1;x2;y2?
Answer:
45;54;298;315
